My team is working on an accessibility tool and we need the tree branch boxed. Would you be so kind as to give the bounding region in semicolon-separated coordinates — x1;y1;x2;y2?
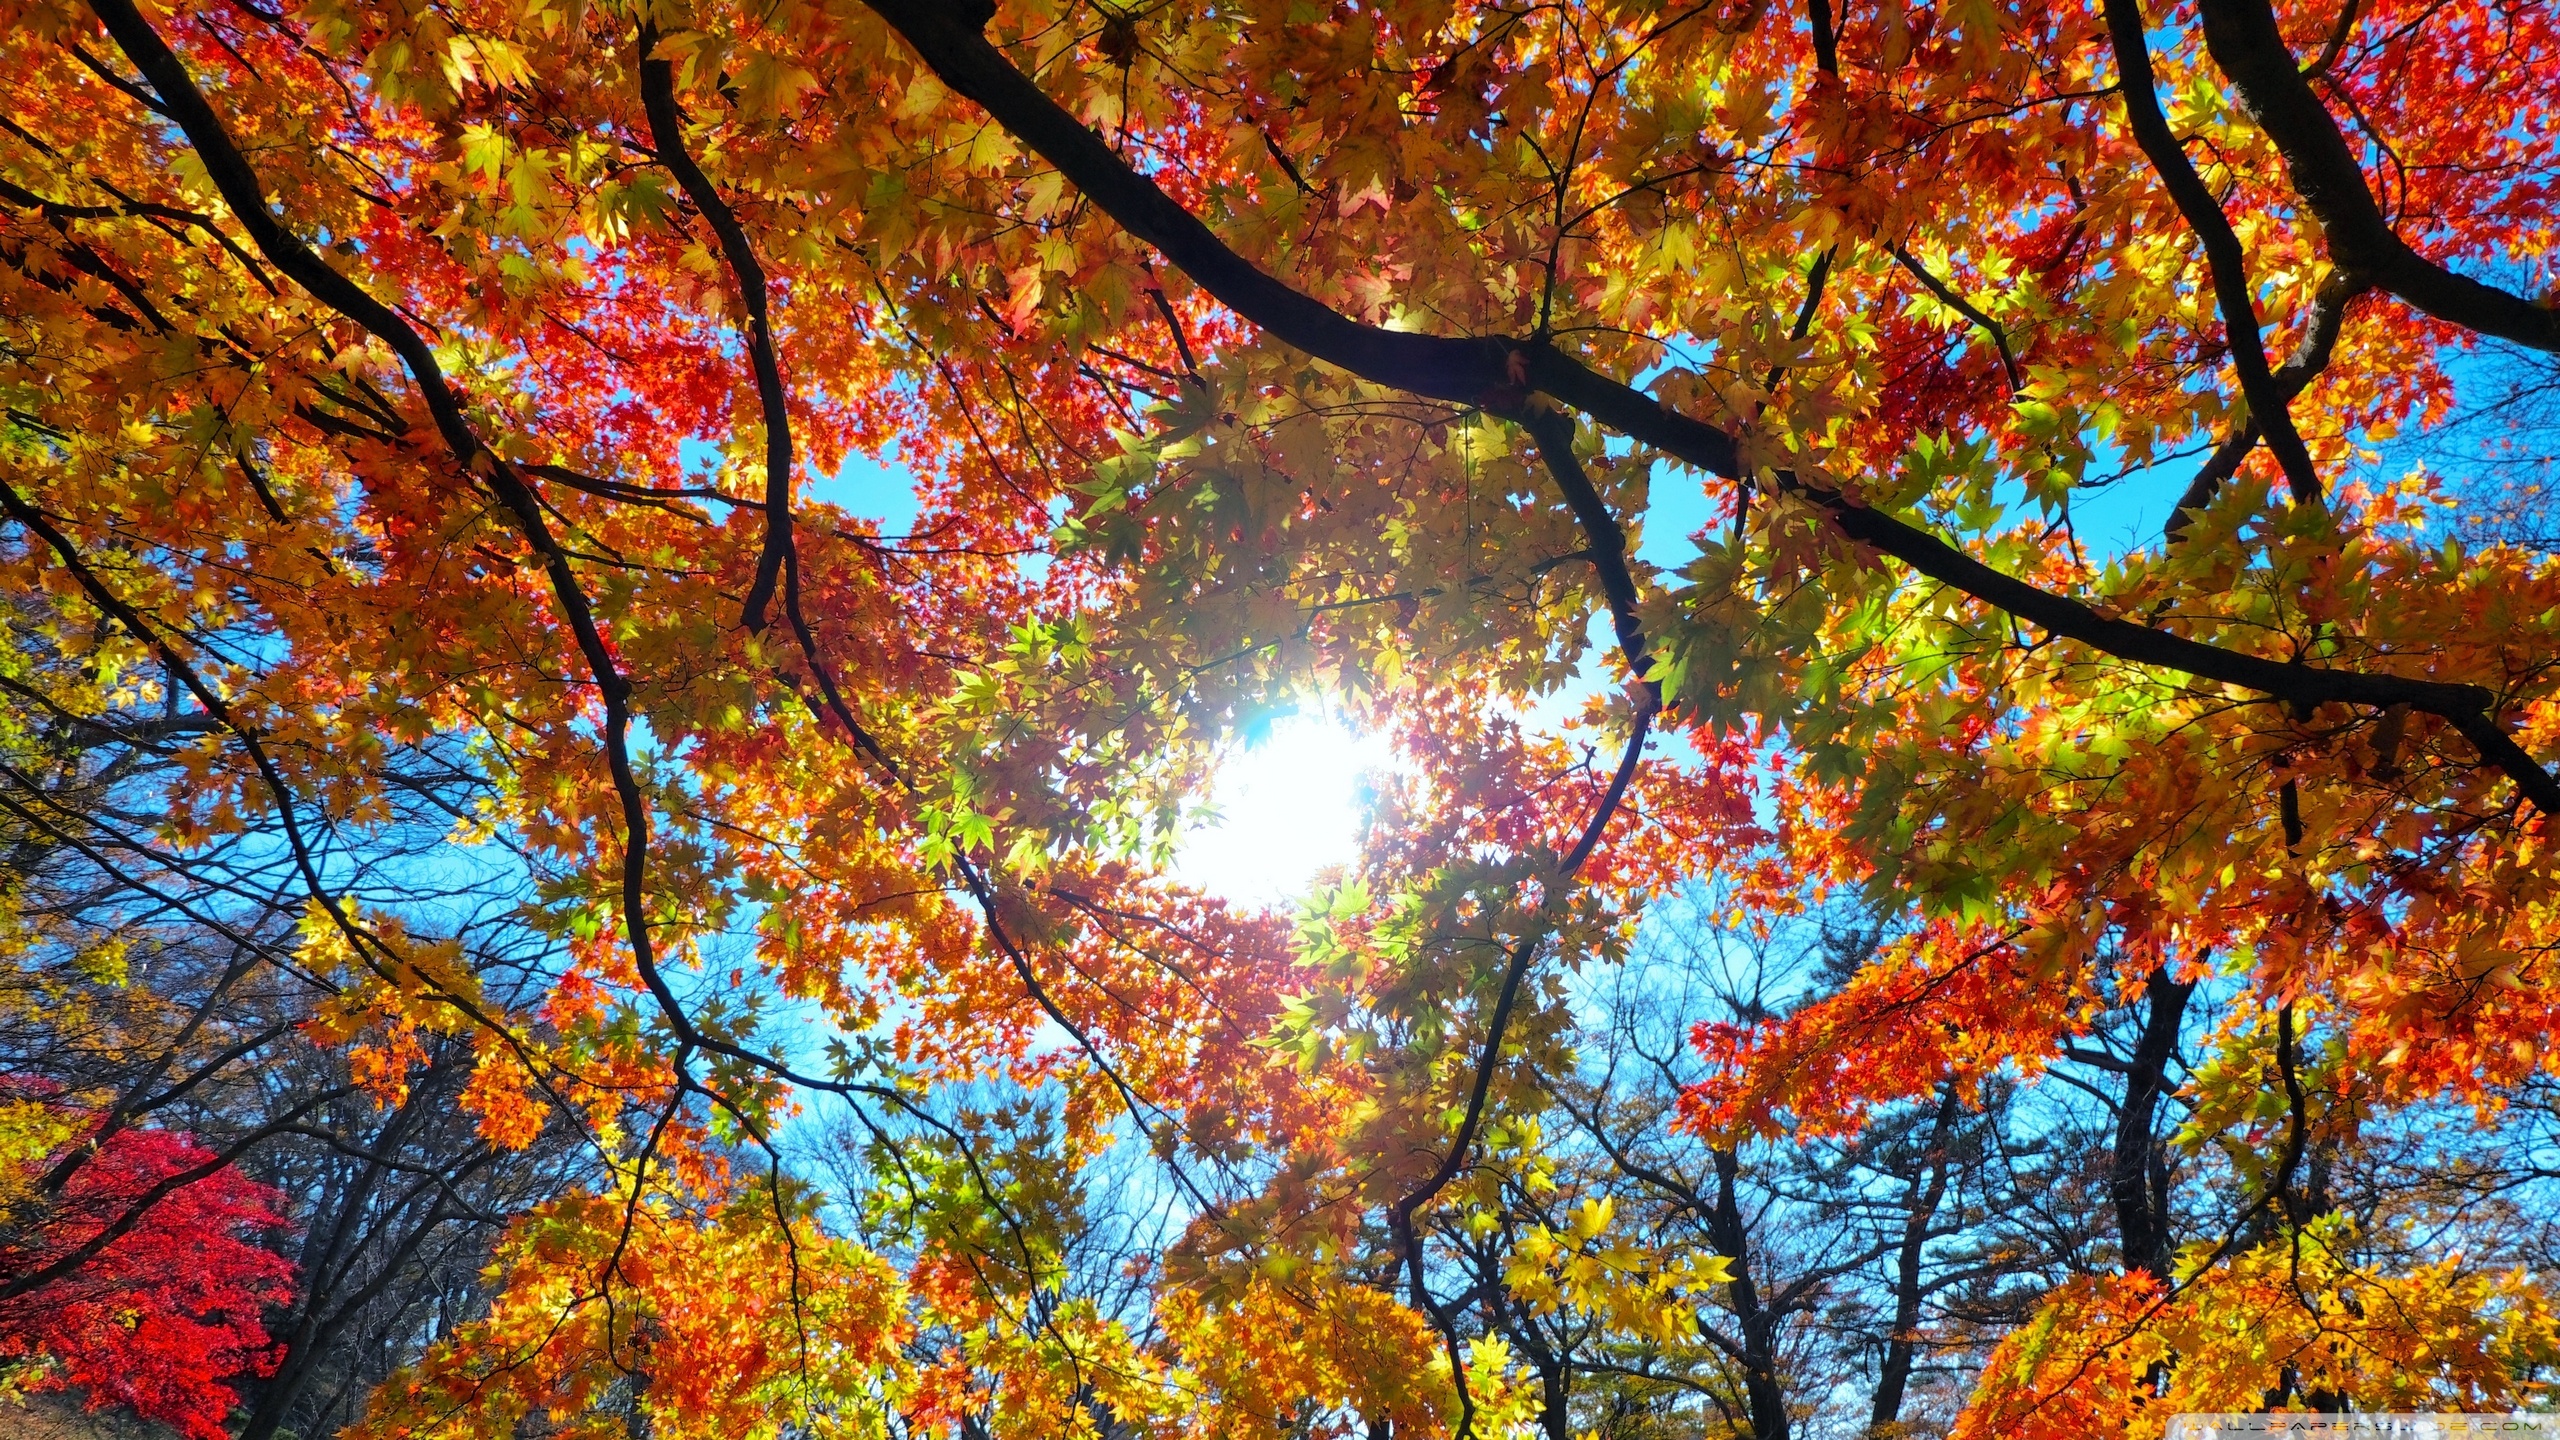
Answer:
84;0;687;1055
637;31;797;631
2197;0;2560;352
1521;407;1656;701
1889;244;2024;394
2101;0;2325;506
2166;266;2370;542
857;0;2560;817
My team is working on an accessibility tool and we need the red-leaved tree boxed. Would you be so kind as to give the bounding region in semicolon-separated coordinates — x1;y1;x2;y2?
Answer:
1;1112;295;1440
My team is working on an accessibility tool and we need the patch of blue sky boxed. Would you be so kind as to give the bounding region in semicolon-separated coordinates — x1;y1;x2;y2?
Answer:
2366;340;2560;506
803;440;924;537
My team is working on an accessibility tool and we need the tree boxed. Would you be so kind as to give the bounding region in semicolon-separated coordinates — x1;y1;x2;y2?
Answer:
6;0;2560;1432
0;1097;295;1440
0;583;594;1439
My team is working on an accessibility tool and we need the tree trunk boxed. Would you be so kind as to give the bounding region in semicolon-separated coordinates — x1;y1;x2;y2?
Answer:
2110;967;2194;1282
1869;1085;1960;1435
1707;1148;1789;1440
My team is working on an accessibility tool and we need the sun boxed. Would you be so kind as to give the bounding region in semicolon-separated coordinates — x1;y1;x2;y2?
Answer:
1171;711;1397;908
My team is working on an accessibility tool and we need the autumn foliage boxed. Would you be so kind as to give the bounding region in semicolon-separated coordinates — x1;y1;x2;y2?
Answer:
4;0;2560;1433
0;1100;294;1440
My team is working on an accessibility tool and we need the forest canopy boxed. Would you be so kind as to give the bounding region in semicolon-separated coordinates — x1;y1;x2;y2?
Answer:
4;0;2560;1436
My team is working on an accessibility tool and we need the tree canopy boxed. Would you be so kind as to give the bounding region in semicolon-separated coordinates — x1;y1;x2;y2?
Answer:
4;0;2560;1435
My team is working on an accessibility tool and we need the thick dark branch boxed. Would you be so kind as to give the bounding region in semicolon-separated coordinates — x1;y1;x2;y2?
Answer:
1806;0;1840;76
858;0;2560;817
2060;1043;2135;1074
2198;0;2560;352
65;41;174;118
638;33;796;631
0;210;176;333
2167;266;2369;542
524;462;761;512
2271;1002;2311;1227
2102;0;2323;506
0;172;276;292
1803;486;2560;811
1521;407;1655;698
1147;284;1204;383
1870;1086;1960;1435
859;0;1534;412
1739;246;1836;536
635;60;904;824
1384;700;1654;1423
1706;1147;1792;1440
1378;396;1666;1227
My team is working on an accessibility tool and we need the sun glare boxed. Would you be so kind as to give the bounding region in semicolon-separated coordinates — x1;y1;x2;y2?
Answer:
1171;712;1397;909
